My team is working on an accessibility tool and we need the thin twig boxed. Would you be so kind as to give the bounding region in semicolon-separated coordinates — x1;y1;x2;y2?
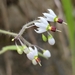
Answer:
15;20;37;39
0;29;32;46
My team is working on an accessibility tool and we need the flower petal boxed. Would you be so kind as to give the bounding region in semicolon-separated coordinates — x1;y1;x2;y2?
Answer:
38;17;48;25
34;28;46;33
29;47;34;52
27;52;34;60
34;22;46;28
48;9;56;17
43;13;54;22
34;46;38;55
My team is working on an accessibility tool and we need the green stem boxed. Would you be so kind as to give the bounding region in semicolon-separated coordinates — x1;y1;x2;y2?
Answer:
38;52;48;59
0;29;32;46
0;45;22;54
0;29;17;36
0;45;47;59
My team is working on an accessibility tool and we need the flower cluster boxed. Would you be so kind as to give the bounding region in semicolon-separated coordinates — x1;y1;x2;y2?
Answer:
13;9;67;66
34;9;66;45
14;38;51;66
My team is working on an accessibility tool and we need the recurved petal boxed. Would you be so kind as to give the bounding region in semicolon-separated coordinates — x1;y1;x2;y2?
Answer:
47;9;56;17
27;52;35;60
29;47;34;52
34;28;46;33
38;17;48;25
34;47;38;56
43;13;50;18
34;22;46;28
34;22;41;27
43;13;54;22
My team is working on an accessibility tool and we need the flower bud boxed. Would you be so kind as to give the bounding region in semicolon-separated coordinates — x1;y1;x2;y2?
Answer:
48;37;55;45
43;50;51;58
48;35;55;45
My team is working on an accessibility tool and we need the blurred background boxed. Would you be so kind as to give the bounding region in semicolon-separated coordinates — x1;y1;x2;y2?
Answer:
0;0;75;75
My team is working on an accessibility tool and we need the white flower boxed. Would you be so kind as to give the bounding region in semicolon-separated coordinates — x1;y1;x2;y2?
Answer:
43;9;57;22
43;50;51;58
34;17;50;33
26;46;38;60
43;9;66;24
26;46;41;66
48;34;55;45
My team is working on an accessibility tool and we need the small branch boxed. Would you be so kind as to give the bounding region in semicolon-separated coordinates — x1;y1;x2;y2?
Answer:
20;36;32;46
0;29;32;46
0;29;48;60
16;20;37;38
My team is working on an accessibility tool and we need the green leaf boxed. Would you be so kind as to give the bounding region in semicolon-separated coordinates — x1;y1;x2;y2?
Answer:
42;34;47;42
61;0;75;75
